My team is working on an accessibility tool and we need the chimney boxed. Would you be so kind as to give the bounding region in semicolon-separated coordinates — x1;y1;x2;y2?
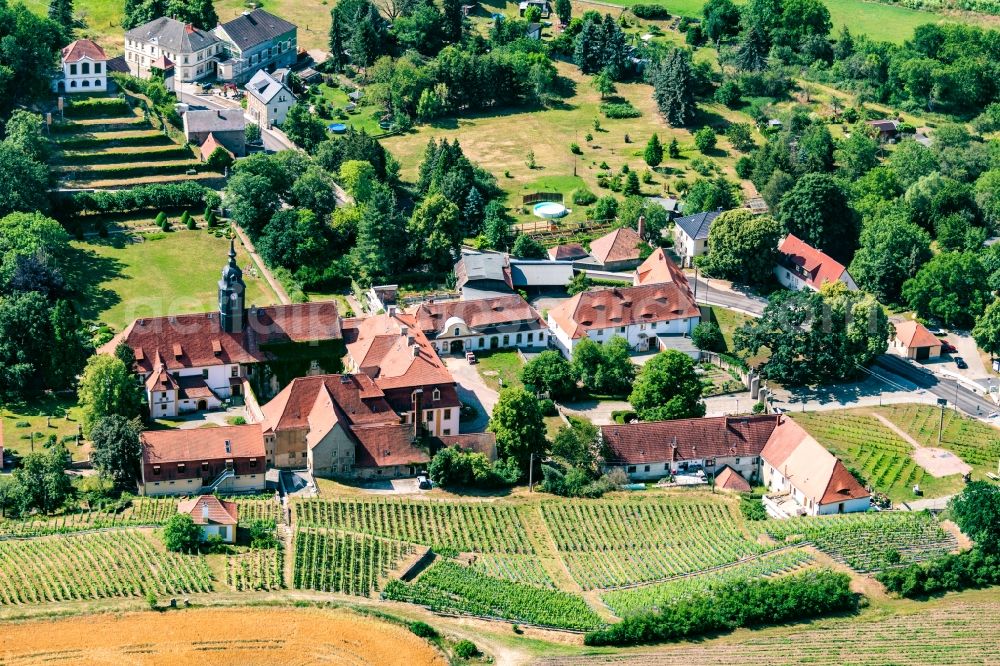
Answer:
637;215;645;239
202;502;209;520
411;344;419;358
185;23;195;34
412;389;424;438
387;305;397;317
225;439;231;454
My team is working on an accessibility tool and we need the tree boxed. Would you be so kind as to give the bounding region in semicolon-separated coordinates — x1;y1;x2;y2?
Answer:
949;482;1000;554
776;0;831;45
567;271;591;295
205;146;233;173
488;388;548;472
701;210;781;286
848;217;931;304
694;127;717;153
0;3;66;114
511;234;546;259
283;104;327;153
163;513;203;552
555;0;572;24
0;145;50;218
115;341;136;370
836;127;879;180
408;193;462;272
3;110;51;163
245;123;262;144
651;48;697;127
90;415;142;490
521;350;578;399
644;133;663;167
593;336;636;397
623;170;641;195
592;69;616;99
10;446;73;516
338;160;378;203
902;252;990;329
974;170;1000;230
353;183;408;282
78;355;142;437
47;299;90;390
0;291;54;399
571;337;605;393
482;201;512;251
47;0;74;32
225;173;279;238
441;0;464;42
629;350;705;421
692;322;725;352
734;22;770;72
684;177;739;213
702;0;741;43
777;173;858;264
795;125;835;174
291;165;339;217
972;300;1000;360
725;123;754;152
734;287;891;385
551;417;598;470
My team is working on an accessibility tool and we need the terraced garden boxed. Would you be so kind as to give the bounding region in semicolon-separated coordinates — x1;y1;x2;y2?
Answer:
601;549;815;617
790;410;965;502
0;531;213;605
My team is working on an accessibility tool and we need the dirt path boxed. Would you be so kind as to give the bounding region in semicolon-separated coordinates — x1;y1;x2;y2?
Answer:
872;412;972;477
231;223;291;305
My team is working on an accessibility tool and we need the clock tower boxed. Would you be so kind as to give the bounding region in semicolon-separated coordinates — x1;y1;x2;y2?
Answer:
218;240;246;334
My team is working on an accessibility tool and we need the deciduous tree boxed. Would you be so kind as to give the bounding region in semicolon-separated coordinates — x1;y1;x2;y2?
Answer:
90;415;142;490
701;210;781;286
488;388;548;472
629;350;705;421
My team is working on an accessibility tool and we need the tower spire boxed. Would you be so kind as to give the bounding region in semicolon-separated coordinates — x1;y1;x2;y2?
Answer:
219;241;246;333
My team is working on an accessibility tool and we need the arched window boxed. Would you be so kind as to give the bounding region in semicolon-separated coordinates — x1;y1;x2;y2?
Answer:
453;327;460;336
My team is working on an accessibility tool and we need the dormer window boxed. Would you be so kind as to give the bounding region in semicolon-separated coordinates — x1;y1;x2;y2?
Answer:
432;388;441;401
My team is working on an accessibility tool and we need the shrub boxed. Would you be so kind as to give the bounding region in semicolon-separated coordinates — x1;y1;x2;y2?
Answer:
631;4;670;18
570;142;582;154
691;322;725;352
694;127;717;153
146;591;158;609
409;621;439;639
162;514;202;553
539;398;558;416
154;212;167;227
601;102;642;119
572;188;597;205
454;639;479;659
876;549;1000;598
739;496;766;520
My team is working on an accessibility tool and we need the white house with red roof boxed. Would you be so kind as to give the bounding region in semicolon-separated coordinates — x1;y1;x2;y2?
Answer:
775;234;858;292
178;495;240;543
54;39;108;93
412;294;548;355
890;320;942;361
140;424;267;496
761;418;870;516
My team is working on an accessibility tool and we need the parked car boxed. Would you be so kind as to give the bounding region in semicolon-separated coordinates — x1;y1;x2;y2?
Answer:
466;351;477;364
941;341;958;354
417;475;432;490
954;356;968;369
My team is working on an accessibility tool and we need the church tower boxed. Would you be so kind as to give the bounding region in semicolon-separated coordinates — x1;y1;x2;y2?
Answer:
218;240;246;334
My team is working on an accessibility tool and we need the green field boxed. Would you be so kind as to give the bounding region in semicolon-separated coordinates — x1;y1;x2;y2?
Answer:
476;351;526;392
72;231;279;333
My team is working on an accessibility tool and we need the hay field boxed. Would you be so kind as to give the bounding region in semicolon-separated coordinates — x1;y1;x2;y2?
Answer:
0;607;446;666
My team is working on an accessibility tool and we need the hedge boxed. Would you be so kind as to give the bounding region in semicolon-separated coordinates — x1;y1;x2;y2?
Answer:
64;97;131;118
584;569;856;646
55;133;175;150
68;162;202;180
631;4;672;19
876;549;1000;598
51;119;150;134
601;102;642;119
67;182;221;217
62;146;195;165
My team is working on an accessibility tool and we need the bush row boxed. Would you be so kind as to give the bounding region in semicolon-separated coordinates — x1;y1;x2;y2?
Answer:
630;4;672;19
65;182;221;217
63;145;195;165
68;162;201;180
584;569;856;646
64;97;131;118
55;133;175;150
876;549;1000;598
601;102;642;119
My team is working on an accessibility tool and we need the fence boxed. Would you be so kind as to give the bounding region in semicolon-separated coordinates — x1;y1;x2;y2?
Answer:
701;351;752;389
522;191;564;205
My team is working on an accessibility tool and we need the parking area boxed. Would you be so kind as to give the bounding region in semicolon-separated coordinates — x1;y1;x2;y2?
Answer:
445;356;498;433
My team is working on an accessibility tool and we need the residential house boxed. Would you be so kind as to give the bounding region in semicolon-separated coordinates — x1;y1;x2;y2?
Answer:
518;0;551;16
600;415;781;482
525;23;543;40
673;209;722;268
178;495;240;543
633;247;688;287
454;252;574;300
342;311;461;438
214;9;297;84
651;196;681;221
140;424;267;495
54;39;108;94
891;320;942;361
775;234;858;292
100;242;343;415
245;69;295;129
412;294;548;355
761;418;870;516
547;282;701;356
183;108;246;157
587;227;646;272
866;119;900;142
125;17;222;83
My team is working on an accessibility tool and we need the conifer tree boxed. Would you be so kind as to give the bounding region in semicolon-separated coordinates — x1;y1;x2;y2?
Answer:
651;48;697;127
644;133;663;167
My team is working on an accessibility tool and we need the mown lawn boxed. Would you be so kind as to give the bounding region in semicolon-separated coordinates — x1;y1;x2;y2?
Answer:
71;230;279;333
1;395;88;461
476;351;526;392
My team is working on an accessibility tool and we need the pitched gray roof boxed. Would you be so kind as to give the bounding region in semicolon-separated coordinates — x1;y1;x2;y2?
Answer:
184;108;245;134
675;209;723;241
219;9;296;51
460;253;507;283
245;69;293;104
126;17;219;52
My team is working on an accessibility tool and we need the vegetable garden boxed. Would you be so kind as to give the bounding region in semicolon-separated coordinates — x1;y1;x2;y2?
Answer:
293;498;532;553
753;511;956;572
0;530;213;605
382;560;604;631
540;499;767;589
601;549;815;617
292;529;413;597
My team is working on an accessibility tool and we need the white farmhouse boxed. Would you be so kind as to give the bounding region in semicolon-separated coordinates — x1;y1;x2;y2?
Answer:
54;39;109;94
672;208;722;268
775;234;858;292
245;69;295;129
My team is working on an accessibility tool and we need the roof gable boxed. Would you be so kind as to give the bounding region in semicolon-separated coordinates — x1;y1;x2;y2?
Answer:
674;209;722;241
62;39;107;63
777;234;849;289
895;320;940;349
548;282;699;338
219;9;296;50
588;227;645;264
634;247;689;286
126;17;219;52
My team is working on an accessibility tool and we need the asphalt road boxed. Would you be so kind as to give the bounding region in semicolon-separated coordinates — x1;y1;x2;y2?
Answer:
875;354;998;418
690;275;768;316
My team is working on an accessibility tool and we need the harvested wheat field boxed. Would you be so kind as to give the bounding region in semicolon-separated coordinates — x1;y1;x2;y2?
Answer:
0;607;447;665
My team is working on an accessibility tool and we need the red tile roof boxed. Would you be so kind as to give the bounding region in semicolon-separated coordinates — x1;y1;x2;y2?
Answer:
601;415;781;464
178;495;238;525
261;374;397;433
588;227;645;265
548;282;700;339
342;313;454;390
141;424;265;465
777;234;849;290
353;424;429;467
199;132;233;161
175;375;216;400
62;39;107;63
715;465;751;492
100;301;342;375
763;418;869;505
412;295;546;336
894;320;941;350
634;247;690;287
548;243;589;261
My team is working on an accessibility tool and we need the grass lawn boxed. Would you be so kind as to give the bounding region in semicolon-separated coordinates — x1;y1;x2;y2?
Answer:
475;351;525;392
71;230;279;333
709;305;752;353
1;395;89;461
790;408;965;503
315;84;386;136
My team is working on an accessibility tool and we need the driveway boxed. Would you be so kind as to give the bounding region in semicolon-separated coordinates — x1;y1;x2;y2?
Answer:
445;356;497;432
